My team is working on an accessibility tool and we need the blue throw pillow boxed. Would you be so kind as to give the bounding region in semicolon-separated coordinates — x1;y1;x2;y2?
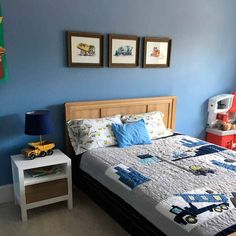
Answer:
112;119;152;148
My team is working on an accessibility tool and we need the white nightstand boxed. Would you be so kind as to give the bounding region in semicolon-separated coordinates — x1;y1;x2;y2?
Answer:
11;149;73;221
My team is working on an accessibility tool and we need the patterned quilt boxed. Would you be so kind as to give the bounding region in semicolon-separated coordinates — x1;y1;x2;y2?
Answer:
80;134;236;236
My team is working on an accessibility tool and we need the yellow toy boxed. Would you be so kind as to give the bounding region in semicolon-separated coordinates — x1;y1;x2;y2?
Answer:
22;141;55;160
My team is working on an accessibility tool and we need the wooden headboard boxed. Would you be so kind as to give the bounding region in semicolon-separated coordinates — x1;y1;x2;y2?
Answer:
65;96;177;157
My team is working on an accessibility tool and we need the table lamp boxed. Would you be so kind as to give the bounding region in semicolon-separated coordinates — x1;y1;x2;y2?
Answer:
23;110;55;159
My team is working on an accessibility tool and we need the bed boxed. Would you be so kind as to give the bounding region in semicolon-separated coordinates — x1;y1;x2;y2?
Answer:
65;96;236;236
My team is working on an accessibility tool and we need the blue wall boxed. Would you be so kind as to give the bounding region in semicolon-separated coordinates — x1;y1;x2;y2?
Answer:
0;0;236;186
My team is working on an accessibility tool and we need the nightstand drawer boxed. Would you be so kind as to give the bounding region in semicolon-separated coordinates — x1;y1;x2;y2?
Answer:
25;178;68;204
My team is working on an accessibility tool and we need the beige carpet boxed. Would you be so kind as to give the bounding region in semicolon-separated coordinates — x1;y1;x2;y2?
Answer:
0;187;129;236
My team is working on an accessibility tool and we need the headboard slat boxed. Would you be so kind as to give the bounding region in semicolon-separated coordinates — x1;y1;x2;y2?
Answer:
101;105;147;117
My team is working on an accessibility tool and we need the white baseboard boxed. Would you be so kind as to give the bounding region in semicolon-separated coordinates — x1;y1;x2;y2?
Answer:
0;184;14;204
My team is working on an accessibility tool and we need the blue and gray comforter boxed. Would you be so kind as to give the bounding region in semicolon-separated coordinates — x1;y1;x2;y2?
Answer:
80;134;236;236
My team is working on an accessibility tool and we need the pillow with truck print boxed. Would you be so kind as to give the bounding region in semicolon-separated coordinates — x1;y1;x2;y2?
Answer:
74;115;122;155
121;111;173;139
67;119;81;154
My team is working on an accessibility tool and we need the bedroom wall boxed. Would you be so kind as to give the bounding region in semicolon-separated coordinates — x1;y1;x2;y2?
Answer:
0;0;236;186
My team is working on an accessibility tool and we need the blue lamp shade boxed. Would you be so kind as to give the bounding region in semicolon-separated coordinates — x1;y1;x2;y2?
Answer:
24;110;53;136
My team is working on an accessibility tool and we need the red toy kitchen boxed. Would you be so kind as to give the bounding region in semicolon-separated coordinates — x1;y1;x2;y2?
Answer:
206;92;236;150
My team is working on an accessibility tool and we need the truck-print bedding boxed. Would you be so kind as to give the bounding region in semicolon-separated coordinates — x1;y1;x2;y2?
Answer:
156;188;234;233
79;134;236;236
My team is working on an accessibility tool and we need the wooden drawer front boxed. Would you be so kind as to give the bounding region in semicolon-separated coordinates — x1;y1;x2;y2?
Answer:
25;178;68;204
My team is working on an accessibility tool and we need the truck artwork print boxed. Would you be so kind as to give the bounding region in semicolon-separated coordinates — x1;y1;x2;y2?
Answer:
155;188;235;232
114;45;133;56
0;5;8;81
77;43;95;56
150;47;160;57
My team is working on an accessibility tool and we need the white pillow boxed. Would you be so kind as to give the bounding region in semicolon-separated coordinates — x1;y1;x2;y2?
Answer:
67;119;81;154
121;111;173;139
68;115;122;155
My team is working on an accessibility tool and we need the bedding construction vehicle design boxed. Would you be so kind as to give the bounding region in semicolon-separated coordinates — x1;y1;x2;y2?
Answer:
170;193;229;225
22;141;55;159
77;43;95;56
189;165;215;176
230;192;236;208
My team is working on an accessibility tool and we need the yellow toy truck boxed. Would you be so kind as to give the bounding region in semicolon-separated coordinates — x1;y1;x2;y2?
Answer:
22;141;55;160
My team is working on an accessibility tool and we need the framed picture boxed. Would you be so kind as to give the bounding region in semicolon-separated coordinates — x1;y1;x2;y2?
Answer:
67;31;103;67
109;34;140;67
143;37;171;68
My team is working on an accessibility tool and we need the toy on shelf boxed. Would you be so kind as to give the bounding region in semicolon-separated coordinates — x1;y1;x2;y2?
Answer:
206;92;236;150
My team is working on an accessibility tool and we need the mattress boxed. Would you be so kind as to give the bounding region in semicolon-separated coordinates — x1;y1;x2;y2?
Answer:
79;134;236;236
